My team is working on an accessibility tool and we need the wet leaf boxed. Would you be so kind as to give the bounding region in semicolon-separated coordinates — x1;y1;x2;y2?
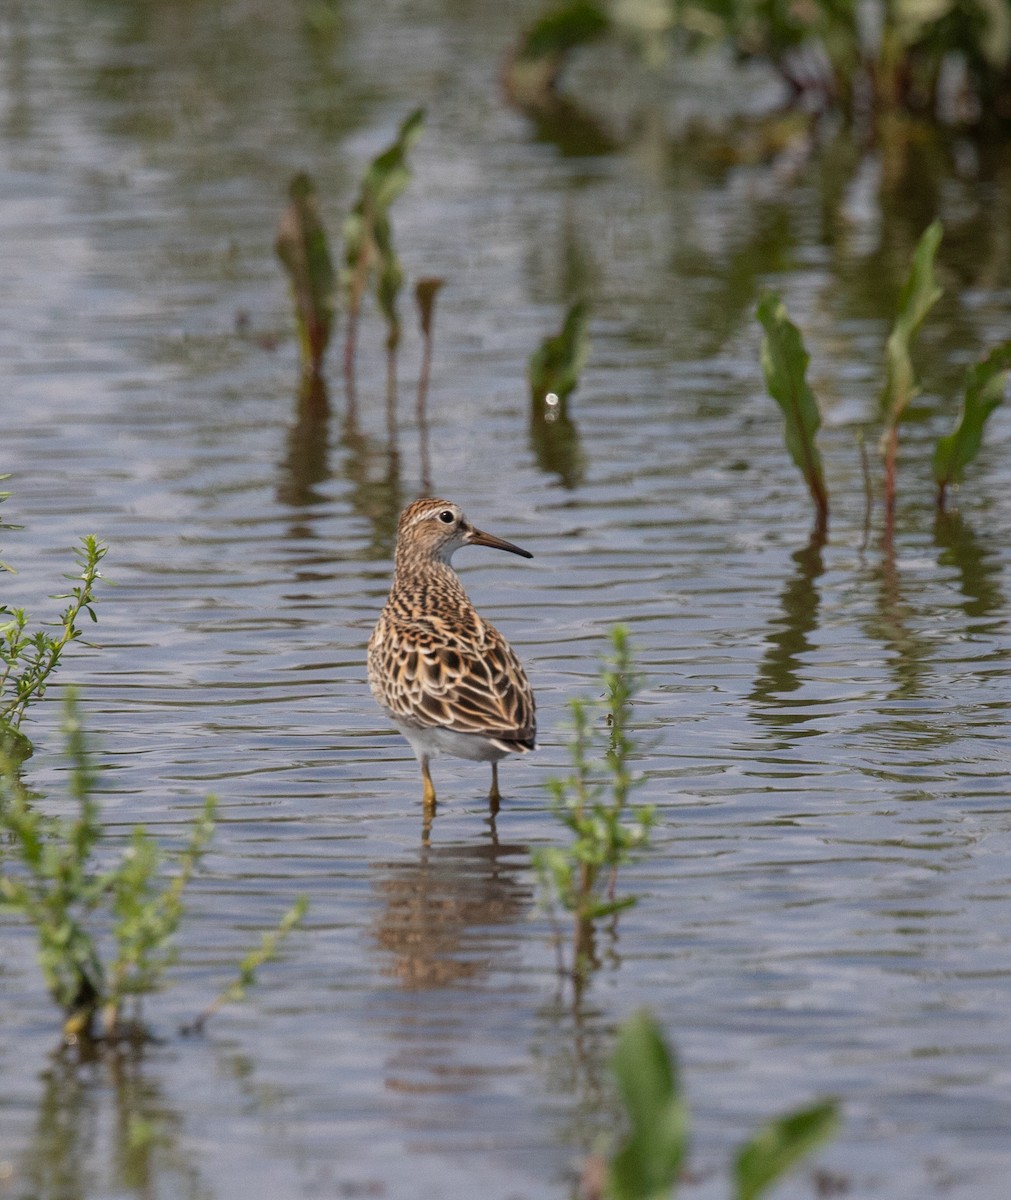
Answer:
275;173;336;375
881;220;943;427
608;1010;689;1200
529;301;589;407
733;1099;839;1200
756;292;829;530
933;340;1011;504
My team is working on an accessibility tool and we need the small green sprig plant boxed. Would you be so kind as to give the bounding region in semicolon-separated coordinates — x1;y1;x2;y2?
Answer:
0;503;107;755
585;1009;839;1200
0;693;307;1043
533;626;654;985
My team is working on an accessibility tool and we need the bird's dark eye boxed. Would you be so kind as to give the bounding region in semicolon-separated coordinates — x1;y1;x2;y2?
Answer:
438;510;455;524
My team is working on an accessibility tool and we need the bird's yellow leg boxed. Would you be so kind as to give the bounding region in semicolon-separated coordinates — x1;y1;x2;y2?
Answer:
421;757;437;809
489;761;501;814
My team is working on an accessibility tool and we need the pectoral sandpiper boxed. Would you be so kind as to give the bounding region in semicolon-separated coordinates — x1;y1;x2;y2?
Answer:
368;498;536;809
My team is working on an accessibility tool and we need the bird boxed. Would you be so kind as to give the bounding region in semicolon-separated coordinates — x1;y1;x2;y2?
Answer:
368;498;536;810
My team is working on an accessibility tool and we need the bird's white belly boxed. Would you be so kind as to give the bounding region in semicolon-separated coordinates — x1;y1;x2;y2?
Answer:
394;720;511;763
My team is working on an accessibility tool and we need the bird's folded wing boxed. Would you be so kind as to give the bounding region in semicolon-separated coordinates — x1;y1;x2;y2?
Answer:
381;619;535;742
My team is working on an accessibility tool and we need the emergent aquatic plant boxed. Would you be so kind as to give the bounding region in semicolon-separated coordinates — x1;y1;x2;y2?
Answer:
508;0;1011;134
758;220;1010;533
528;301;589;487
533;626;653;985
0;694;307;1042
756;292;829;537
589;1009;838;1200
529;300;590;411
880;220;943;531
933;341;1011;511
503;1;610;110
275;172;337;379
341;107;425;416
1;522;107;756
414;276;445;493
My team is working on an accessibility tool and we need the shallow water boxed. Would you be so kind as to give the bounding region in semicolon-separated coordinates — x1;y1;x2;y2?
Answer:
3;3;1011;1198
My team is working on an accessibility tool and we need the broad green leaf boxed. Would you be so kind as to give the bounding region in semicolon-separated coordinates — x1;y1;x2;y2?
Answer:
342;109;425;355
733;1099;839;1200
608;1010;689;1200
275;173;336;375
881;220;943;427
756;292;829;527
366;107;425;216
933;340;1011;498
529;302;589;406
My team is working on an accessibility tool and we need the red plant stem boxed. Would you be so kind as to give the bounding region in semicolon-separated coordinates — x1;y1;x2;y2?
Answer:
385;345;398;446
417;330;433;493
883;424;898;546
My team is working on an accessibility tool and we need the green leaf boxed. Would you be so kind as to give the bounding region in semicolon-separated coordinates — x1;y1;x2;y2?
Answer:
516;0;610;63
756;292;829;528
275;172;336;375
734;1099;839;1200
881;220;943;428
341;108;425;352
933;340;1011;500
529;301;590;407
608;1010;689;1200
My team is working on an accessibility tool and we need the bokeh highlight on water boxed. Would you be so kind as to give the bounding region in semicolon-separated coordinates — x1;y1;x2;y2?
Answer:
3;3;1011;1198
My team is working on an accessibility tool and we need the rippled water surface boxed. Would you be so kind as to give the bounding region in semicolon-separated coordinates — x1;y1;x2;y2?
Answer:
3;3;1011;1198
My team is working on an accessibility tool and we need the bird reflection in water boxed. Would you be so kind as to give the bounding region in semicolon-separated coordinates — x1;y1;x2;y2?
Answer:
371;819;531;990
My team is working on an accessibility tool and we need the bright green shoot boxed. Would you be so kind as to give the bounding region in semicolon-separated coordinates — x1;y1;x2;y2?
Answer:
933;341;1011;510
733;1097;839;1200
0;479;21;575
532;626;653;983
756;292;829;535
0;533;107;751
608;1010;689;1200
605;1010;838;1200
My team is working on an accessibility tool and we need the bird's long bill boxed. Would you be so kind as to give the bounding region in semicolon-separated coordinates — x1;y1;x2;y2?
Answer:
466;527;533;559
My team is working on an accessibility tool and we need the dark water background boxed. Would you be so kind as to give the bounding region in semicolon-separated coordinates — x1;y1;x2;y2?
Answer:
3;3;1011;1197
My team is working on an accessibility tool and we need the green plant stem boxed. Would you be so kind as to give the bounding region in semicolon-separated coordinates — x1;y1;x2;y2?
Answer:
1;535;107;734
